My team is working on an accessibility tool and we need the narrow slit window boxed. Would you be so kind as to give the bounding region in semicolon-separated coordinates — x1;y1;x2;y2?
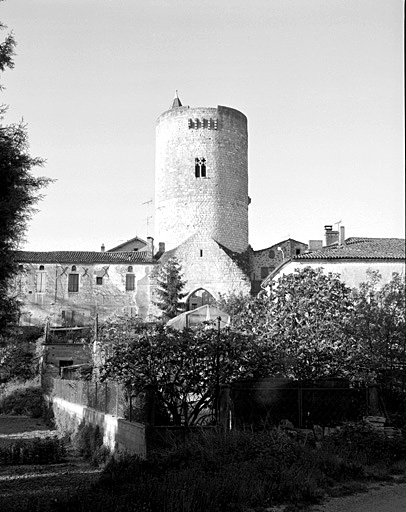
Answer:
36;272;46;293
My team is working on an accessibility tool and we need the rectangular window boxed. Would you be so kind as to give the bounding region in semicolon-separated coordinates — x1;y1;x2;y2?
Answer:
68;273;79;292
36;272;46;293
260;267;269;279
96;276;103;285
296;249;301;255
126;274;135;291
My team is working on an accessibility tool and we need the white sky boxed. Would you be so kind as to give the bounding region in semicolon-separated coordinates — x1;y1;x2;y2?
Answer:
1;0;404;252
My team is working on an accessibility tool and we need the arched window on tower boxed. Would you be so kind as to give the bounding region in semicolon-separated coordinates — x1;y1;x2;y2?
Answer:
195;158;207;178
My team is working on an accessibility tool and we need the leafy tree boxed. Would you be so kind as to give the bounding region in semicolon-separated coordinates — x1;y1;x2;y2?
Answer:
153;257;186;320
97;317;257;426
0;18;51;333
227;267;361;381
352;270;406;383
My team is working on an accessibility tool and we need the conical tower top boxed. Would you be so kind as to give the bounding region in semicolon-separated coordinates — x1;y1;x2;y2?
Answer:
170;90;182;109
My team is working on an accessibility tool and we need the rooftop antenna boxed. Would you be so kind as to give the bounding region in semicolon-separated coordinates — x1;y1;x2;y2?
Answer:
334;220;342;231
142;199;153;236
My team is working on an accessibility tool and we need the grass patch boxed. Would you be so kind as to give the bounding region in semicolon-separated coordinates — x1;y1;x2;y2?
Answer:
0;378;44;418
0;436;66;465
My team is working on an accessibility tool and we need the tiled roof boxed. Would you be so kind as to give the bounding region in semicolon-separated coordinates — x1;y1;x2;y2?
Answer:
293;238;405;261
13;251;155;264
252;238;307;254
107;236;147;252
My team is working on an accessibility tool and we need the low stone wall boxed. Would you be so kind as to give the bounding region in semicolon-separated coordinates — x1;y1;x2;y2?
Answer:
50;395;146;458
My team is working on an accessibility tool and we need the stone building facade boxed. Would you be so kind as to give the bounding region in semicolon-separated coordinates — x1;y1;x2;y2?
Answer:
261;236;405;291
250;239;308;294
13;251;156;326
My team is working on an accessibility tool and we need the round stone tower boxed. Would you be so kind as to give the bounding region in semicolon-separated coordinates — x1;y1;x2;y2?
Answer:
155;95;249;253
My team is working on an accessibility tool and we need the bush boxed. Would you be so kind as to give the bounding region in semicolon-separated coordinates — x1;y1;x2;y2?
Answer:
0;436;66;465
72;422;110;466
49;424;406;511
324;421;406;466
0;379;44;417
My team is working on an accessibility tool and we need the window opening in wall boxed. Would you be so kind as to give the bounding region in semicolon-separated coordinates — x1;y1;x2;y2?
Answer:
127;266;133;272
71;265;77;272
18;264;24;271
200;249;203;257
39;265;45;270
269;250;275;259
96;276;103;285
195;158;206;178
261;267;269;279
296;249;301;255
62;310;76;327
59;360;73;376
126;273;135;291
68;273;79;292
36;271;46;293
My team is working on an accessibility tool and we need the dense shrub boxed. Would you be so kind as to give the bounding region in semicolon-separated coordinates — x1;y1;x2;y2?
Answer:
0;436;66;465
72;421;110;466
52;424;406;512
0;379;44;417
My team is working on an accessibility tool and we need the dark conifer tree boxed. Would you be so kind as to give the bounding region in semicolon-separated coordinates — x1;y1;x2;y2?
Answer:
153;257;186;320
0;18;51;333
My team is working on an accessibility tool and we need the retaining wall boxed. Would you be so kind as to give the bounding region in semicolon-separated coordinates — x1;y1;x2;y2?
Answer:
50;395;146;459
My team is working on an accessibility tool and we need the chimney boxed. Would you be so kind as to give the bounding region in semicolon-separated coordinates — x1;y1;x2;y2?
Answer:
324;225;339;246
101;243;105;252
158;242;165;254
146;236;154;257
339;226;346;246
309;240;323;252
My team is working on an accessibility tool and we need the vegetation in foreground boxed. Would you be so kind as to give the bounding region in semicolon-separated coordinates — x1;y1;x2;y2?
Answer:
49;423;406;512
0;436;66;465
0;378;44;417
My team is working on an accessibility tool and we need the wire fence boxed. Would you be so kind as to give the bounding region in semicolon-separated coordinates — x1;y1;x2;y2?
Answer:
230;379;371;429
51;378;127;417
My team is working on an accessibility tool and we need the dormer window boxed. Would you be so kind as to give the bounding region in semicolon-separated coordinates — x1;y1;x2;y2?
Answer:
195;158;206;178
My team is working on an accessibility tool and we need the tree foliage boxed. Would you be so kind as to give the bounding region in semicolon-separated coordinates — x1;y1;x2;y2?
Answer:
97;316;260;426
153;257;187;320
98;269;405;426
351;270;406;383
223;267;406;382
0;19;51;332
225;267;359;380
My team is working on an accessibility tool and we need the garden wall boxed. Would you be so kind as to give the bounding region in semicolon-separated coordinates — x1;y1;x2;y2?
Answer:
49;395;146;458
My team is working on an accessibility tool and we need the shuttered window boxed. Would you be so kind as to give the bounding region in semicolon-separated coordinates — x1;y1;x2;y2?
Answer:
126;273;135;291
68;273;79;292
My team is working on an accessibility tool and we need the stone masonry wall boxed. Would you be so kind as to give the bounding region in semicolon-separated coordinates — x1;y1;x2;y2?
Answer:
156;233;251;309
155;105;249;253
14;262;155;326
251;239;308;282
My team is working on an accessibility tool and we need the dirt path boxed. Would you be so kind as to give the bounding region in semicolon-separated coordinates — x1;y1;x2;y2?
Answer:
309;481;406;512
0;415;101;512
